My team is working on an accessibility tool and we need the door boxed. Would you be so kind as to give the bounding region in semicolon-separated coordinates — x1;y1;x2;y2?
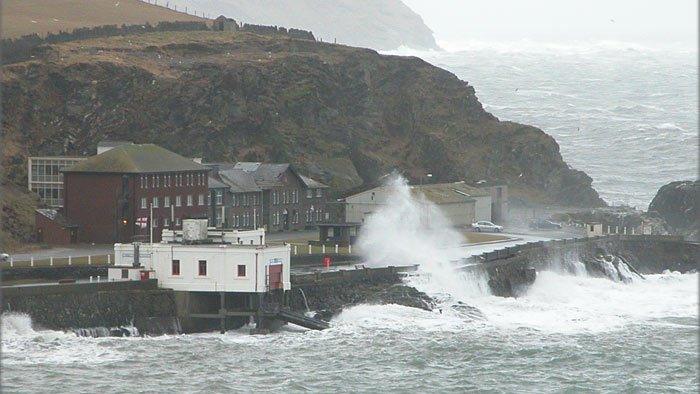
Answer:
268;264;283;290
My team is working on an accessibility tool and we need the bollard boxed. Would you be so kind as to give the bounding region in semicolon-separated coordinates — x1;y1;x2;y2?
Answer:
623;227;627;235
50;257;54;266
335;244;338;254
88;255;92;265
30;257;34;267
348;244;352;254
90;276;93;283
615;226;619;234
308;244;312;255
108;254;111;265
97;276;100;283
68;256;72;266
322;244;326;254
294;245;298;255
631;227;635;235
10;256;13;268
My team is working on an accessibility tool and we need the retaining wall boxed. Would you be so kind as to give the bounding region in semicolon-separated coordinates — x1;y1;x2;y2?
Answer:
1;280;180;335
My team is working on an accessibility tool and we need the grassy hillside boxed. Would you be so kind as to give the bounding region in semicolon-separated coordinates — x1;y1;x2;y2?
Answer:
1;0;206;38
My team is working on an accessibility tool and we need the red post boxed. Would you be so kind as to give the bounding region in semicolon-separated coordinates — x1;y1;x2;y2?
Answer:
322;255;332;268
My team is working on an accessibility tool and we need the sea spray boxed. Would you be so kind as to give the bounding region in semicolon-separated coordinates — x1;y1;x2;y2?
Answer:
355;174;490;302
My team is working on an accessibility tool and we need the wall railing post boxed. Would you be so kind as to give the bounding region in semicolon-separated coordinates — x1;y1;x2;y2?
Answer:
30;257;34;267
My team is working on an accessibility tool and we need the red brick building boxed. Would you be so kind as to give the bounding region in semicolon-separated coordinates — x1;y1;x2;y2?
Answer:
40;144;209;244
207;163;329;232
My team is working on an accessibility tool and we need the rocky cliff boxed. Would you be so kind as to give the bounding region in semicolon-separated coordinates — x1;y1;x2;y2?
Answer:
648;180;698;240
169;0;438;50
0;30;605;244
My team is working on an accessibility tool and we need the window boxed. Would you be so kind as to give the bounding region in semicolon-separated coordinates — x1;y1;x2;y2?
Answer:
153;218;158;227
164;196;171;208
306;189;313;198
215;211;223;227
164;217;169;227
198;260;207;276
121;269;129;279
324;212;330;221
187;195;193;206
141;197;147;209
237;264;246;277
294;211;299;224
172;260;180;276
176;195;182;207
175;218;181;226
156;175;160;188
198;194;204;206
316;189;322;198
152;196;159;208
215;190;223;205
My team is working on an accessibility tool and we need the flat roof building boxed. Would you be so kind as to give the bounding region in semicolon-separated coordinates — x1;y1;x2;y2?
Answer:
28;156;87;207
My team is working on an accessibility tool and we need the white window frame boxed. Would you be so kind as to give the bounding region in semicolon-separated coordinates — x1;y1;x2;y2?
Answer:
187;195;193;206
164;196;170;208
141;197;147;209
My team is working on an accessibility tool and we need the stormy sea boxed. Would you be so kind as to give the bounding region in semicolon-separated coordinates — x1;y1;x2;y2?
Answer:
388;42;698;209
2;45;698;392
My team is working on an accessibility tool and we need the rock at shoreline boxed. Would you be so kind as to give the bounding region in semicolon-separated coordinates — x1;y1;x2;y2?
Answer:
648;180;699;239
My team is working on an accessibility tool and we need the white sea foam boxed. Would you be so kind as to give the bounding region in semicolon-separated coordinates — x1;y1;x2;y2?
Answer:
355;174;490;303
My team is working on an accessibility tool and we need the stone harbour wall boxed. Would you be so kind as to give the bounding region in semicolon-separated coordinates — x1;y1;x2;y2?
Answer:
1;280;180;335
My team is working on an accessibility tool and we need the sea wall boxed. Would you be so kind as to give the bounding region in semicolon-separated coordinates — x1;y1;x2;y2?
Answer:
288;265;429;320
1;265;107;282
1;280;180;335
469;235;698;296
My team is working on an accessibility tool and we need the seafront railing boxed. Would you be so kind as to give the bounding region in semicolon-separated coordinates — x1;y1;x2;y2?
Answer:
2;254;114;268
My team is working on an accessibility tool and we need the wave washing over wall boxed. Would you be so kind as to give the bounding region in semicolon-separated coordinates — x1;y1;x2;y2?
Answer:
2;175;697;391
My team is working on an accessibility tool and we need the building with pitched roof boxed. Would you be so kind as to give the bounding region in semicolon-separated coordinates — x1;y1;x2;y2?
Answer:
206;162;329;232
341;181;495;227
37;144;210;244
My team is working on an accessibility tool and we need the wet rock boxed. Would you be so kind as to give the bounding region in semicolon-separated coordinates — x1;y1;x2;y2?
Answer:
648;180;699;240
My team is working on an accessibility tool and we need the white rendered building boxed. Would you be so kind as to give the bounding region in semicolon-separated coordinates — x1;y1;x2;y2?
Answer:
108;219;290;293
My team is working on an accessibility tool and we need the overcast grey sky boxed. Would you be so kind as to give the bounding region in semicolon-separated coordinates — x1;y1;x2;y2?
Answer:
402;0;698;50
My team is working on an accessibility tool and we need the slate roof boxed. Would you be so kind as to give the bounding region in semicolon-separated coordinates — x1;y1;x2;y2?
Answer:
218;169;261;193
36;209;77;227
299;174;329;189
208;176;229;189
63;144;207;174
207;162;327;192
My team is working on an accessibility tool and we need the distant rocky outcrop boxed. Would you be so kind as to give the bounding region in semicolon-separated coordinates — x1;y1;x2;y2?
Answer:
169;0;439;50
648;180;699;240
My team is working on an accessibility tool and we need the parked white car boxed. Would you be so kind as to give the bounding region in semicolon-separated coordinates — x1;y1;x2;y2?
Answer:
471;221;504;233
0;253;9;263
